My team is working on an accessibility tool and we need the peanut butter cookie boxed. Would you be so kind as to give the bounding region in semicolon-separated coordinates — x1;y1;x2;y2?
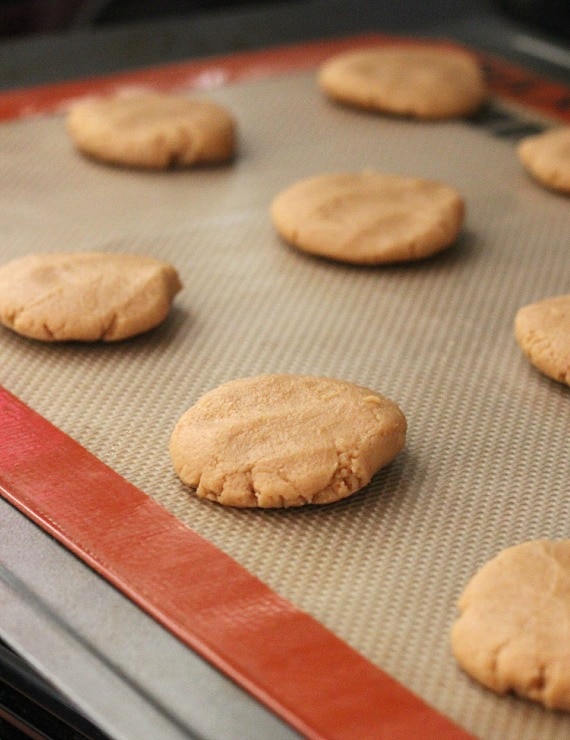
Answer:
318;45;486;120
515;294;570;386
0;252;182;341
67;93;236;169
452;540;570;711
170;374;406;507
518;127;570;194
270;171;464;264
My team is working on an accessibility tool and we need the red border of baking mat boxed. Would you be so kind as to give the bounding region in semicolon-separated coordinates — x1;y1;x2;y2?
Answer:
0;386;472;739
0;33;568;123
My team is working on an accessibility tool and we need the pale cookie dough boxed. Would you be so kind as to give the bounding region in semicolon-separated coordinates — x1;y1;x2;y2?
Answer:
514;294;570;386
67;93;236;169
451;540;570;711
518;127;570;194
0;252;182;342
270;171;464;264
318;45;486;120
170;374;407;508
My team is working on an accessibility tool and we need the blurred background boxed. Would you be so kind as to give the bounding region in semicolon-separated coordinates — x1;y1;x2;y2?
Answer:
0;0;568;40
0;0;568;89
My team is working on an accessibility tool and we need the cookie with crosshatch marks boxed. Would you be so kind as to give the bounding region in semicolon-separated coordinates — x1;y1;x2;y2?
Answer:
514;294;570;386
270;171;464;264
518;127;570;194
318;45;486;120
67;92;236;169
0;252;182;342
451;540;570;711
169;374;407;508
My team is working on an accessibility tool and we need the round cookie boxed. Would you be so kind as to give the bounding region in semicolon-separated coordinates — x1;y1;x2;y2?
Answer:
169;374;407;508
67;93;236;169
451;540;570;711
0;252;182;342
518;127;570;194
270;171;465;264
318;45;486;120
514;294;570;386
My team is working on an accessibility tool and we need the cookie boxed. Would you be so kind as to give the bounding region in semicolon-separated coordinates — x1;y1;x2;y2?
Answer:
318;45;486;120
67;93;236;169
451;540;570;711
270;171;464;264
518;127;570;194
169;374;406;508
514;294;570;386
0;252;182;342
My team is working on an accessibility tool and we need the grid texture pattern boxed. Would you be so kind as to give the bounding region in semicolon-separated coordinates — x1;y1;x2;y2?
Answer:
1;71;569;738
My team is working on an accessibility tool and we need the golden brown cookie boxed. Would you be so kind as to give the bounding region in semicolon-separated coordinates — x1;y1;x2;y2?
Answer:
0;252;182;342
518;127;570;194
318;45;486;120
451;540;570;711
270;171;464;264
67;93;236;169
169;374;407;508
514;294;570;386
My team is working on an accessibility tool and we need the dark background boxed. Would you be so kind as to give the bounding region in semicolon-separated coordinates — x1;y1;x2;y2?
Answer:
0;0;568;41
0;0;568;91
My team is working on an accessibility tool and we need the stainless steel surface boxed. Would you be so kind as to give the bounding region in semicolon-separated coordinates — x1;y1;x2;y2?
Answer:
0;499;298;740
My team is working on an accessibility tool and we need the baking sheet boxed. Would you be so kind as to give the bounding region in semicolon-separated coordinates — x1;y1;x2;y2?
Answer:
0;47;569;738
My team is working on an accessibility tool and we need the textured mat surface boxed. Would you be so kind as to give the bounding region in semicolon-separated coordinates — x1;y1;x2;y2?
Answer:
1;68;569;738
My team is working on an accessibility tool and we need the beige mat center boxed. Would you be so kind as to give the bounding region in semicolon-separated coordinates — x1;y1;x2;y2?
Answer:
1;70;569;738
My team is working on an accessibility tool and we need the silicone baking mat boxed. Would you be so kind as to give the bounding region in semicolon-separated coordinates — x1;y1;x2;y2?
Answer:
1;35;569;738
